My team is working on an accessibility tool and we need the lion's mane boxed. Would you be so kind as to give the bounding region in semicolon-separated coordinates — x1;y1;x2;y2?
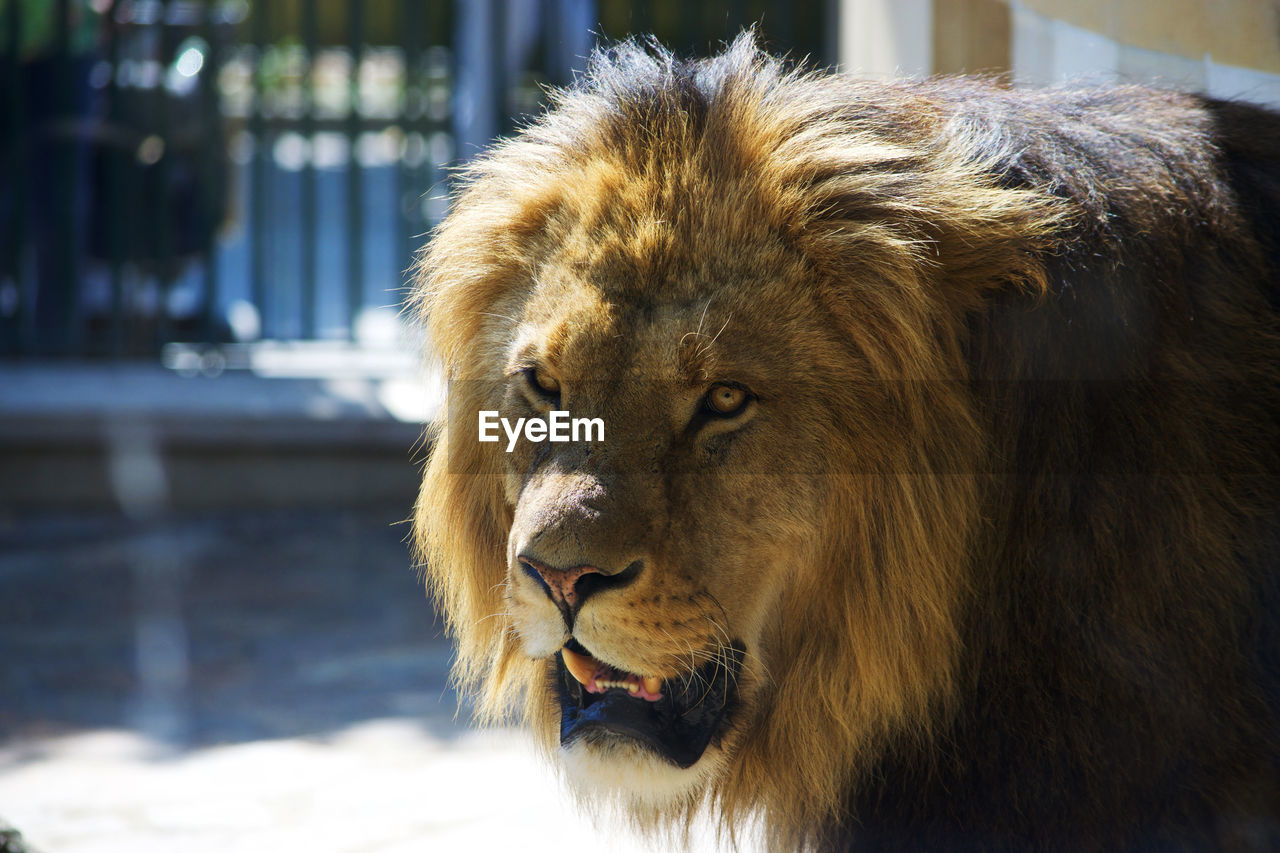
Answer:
414;36;1280;850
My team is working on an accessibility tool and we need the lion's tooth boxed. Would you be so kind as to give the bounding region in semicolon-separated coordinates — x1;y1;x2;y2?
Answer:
561;646;597;686
643;676;662;695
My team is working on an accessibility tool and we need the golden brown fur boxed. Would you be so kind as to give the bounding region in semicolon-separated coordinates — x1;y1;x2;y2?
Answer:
413;35;1280;850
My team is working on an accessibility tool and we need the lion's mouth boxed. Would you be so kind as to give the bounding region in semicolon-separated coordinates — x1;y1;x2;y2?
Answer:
555;637;744;769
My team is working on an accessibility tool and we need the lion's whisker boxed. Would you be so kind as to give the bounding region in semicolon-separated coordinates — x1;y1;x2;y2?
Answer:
477;311;519;324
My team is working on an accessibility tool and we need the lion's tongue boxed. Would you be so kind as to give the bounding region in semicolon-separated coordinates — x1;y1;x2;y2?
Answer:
561;646;663;701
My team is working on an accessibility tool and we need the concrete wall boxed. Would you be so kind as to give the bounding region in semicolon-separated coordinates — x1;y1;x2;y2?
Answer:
1009;0;1280;107
838;0;1280;107
1012;0;1280;74
0;365;426;513
839;0;936;76
934;0;1012;75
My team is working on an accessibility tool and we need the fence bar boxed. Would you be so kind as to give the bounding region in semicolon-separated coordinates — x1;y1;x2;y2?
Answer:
490;0;507;138
397;0;421;299
103;1;126;354
768;0;794;56
51;0;77;354
346;0;364;338
249;0;268;336
420;3;450;244
300;0;317;338
634;1;653;37
726;0;746;40
821;0;839;66
679;3;698;54
542;0;560;81
2;0;25;354
200;0;222;343
152;0;175;348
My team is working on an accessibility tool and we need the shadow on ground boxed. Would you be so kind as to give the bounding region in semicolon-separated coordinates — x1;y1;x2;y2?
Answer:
0;507;463;755
0;508;746;852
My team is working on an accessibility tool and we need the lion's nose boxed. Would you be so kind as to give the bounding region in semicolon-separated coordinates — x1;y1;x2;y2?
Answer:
518;556;642;618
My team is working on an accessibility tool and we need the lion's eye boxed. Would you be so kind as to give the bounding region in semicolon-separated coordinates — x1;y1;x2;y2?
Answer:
525;366;561;398
704;384;750;417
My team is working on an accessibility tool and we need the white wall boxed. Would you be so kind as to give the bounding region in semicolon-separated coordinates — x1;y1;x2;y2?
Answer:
1008;1;1280;108
835;0;1280;109
839;0;935;77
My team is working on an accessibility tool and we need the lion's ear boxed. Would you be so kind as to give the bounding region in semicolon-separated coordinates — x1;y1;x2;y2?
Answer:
789;144;1070;313
918;178;1070;306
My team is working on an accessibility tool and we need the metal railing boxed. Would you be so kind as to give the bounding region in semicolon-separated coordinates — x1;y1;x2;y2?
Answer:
0;0;834;359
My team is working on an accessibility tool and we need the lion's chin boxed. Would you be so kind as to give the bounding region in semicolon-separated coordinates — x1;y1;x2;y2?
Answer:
560;735;724;809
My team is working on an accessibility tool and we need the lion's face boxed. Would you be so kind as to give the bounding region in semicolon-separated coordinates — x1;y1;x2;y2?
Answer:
495;249;836;798
416;36;1067;841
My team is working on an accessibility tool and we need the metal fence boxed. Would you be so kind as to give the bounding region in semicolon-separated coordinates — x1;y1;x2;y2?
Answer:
0;0;834;359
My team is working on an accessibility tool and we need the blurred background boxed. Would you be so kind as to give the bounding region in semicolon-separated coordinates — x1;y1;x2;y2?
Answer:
0;2;1277;851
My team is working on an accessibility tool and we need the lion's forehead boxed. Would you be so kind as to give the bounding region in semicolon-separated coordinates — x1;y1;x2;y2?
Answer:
517;265;822;389
517;300;761;396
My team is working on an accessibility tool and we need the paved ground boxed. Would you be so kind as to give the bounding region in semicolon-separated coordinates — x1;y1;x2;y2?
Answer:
0;509;737;852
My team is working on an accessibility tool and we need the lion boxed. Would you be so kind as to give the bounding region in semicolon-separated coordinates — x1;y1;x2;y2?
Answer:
412;35;1280;851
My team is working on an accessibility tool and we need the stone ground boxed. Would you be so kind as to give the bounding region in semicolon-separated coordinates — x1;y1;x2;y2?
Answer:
0;509;741;852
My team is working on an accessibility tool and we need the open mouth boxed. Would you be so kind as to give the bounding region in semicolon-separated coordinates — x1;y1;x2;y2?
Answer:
554;637;745;768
